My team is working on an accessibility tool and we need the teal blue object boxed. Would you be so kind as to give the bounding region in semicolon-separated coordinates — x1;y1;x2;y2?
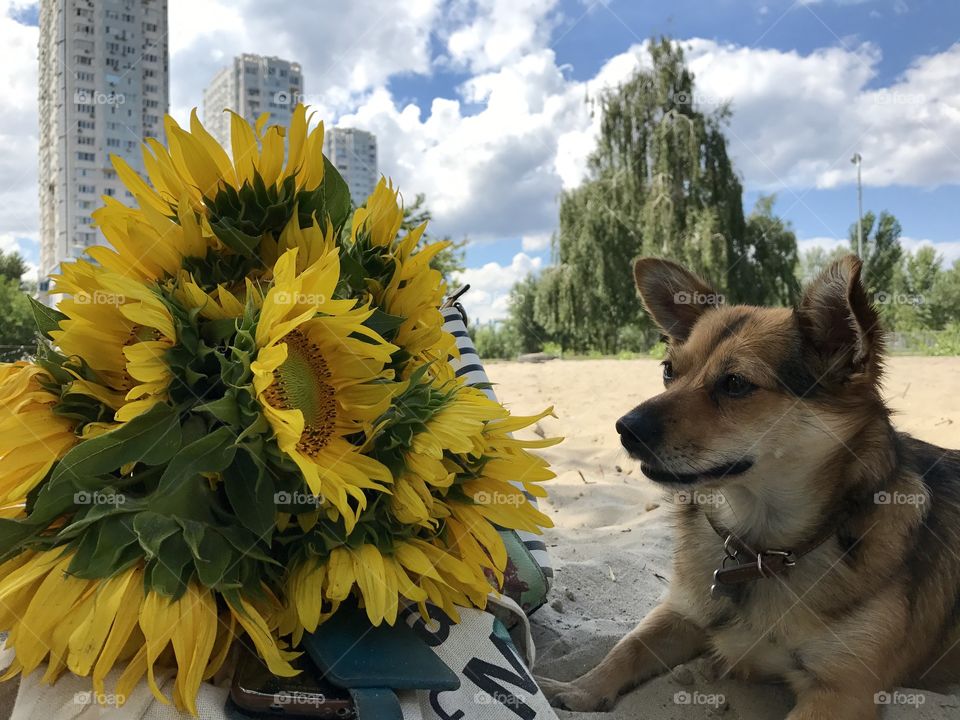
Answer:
301;602;460;691
348;688;403;719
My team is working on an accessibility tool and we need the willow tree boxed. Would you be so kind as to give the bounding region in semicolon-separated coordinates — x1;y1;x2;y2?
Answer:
533;38;778;352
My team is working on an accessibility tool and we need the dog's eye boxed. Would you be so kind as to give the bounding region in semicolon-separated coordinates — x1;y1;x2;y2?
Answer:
720;373;754;397
661;361;675;383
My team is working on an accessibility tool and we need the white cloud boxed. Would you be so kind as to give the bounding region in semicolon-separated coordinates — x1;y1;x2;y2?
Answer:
453;252;543;323
5;0;960;280
798;235;960;265
167;0;443;122
444;0;560;72
521;232;551;251
683;38;960;190
900;237;960;265
0;2;40;255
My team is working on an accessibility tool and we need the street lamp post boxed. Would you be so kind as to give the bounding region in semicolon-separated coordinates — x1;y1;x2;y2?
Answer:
851;153;863;259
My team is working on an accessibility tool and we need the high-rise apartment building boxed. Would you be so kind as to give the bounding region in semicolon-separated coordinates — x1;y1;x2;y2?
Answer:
322;127;378;205
202;54;303;148
38;0;169;286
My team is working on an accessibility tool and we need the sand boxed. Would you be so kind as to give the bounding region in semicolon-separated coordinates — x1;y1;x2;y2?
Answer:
485;357;960;720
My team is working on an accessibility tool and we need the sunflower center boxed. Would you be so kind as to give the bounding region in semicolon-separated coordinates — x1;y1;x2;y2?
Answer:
265;329;337;457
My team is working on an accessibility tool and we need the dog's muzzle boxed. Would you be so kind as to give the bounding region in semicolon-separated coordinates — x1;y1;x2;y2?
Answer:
615;408;662;460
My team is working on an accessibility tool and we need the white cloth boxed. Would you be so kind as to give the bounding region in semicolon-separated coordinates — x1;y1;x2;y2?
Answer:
6;600;558;720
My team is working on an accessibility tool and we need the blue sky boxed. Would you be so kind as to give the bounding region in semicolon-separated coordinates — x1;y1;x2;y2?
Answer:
3;0;960;321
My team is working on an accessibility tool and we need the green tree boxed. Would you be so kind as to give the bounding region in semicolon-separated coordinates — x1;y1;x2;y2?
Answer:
742;195;800;306
400;193;466;289
532;38;790;353
507;274;546;353
472;322;519;360
930;259;960;330
797;245;849;286
0;251;27;283
0;283;35;362
849;211;903;303
889;246;941;330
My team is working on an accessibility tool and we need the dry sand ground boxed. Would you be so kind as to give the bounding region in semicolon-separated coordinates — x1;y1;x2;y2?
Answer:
486;357;960;720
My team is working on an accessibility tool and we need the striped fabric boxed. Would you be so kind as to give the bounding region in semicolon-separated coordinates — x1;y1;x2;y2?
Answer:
441;307;555;581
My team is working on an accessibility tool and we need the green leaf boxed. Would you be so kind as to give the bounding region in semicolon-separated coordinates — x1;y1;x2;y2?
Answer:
365;309;406;338
67;515;138;578
29;296;67;338
320;156;353;231
223;448;276;539
50;403;182;487
195;531;233;588
133;511;181;558
146;535;192;598
155;425;237;494
177;518;206;560
196;394;242;426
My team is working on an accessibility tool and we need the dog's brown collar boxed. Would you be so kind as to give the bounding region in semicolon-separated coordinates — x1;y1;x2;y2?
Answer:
704;513;836;599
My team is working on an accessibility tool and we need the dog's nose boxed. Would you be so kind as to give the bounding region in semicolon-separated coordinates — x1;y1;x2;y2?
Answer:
616;407;663;457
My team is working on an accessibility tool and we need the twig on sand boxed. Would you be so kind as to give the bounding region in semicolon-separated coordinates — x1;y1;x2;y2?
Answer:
578;470;595;484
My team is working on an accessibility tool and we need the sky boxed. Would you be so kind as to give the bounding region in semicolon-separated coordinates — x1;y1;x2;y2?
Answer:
3;0;960;322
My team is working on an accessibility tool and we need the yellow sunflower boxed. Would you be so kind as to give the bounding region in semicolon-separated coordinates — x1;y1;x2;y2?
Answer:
352;179;456;363
119;105;325;211
91;192;212;284
0;549;296;715
0;363;78;509
285;537;493;635
251;238;398;530
457;406;558;532
51;263;176;422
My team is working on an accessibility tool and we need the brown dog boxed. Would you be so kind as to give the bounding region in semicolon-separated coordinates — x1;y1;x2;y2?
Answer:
539;256;960;719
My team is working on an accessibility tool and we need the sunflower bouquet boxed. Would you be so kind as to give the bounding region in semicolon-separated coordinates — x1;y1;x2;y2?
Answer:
0;105;558;713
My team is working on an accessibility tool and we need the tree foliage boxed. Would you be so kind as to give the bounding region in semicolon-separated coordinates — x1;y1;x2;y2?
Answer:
526;38;796;353
0;250;35;361
848;210;903;302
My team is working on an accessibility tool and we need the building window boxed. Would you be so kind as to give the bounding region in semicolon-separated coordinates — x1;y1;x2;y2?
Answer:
77;136;94;145
77;184;96;193
77;152;95;162
106;138;120;147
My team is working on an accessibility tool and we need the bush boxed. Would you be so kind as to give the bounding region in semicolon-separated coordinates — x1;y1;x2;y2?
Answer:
472;322;520;360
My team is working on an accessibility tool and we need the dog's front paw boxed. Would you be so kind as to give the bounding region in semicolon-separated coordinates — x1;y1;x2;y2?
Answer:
536;675;616;712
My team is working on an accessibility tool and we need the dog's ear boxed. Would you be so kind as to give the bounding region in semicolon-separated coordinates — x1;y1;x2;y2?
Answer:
633;258;719;342
796;254;883;380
